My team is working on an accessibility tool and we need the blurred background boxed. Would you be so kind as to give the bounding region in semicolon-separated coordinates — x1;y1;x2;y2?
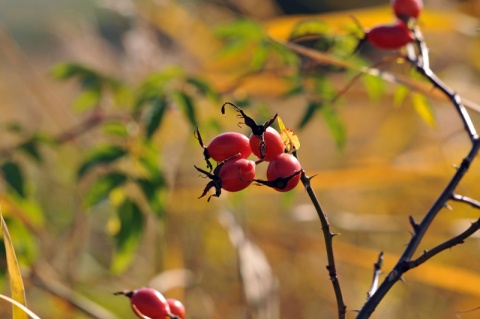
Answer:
1;0;480;318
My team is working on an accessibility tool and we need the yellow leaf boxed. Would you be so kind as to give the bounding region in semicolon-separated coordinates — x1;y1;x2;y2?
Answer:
0;294;40;319
412;92;436;127
277;116;300;152
1;207;28;319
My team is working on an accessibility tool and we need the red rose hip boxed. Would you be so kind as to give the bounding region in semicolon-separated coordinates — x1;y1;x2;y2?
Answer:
167;298;186;319
219;158;256;192
391;0;423;20
266;153;301;192
366;21;414;50
207;132;252;162
114;288;170;319
249;127;285;161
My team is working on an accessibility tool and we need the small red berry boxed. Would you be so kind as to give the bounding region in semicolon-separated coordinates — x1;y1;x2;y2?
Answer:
391;0;423;20
219;158;256;192
166;299;186;319
114;288;170;319
249;127;285;161
266;153;301;192
366;21;414;50
207;132;252;162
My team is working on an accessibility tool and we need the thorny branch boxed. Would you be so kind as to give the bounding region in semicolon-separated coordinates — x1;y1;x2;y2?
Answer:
299;168;346;319
356;26;480;319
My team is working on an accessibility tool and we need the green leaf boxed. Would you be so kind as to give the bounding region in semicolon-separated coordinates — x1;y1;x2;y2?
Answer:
412;92;436;127
215;19;264;40
288;19;331;41
321;105;346;149
0;162;25;198
186;77;219;101
173;91;197;128
145;97;168;139
52;63;97;80
111;198;144;274
5;123;23;134
84;172;128;208
361;74;385;101
102;122;129;137
77;145;128;179
1;209;28;319
136;178;166;217
250;45;268;71
19;140;42;163
73;89;101;111
298;102;320;129
393;84;410;107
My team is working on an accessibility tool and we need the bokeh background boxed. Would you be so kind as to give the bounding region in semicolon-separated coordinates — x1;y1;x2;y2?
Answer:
1;0;480;318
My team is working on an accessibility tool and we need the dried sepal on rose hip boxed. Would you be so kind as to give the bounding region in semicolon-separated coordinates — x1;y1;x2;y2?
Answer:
195;155;256;201
194;127;251;171
114;288;170;319
254;153;302;192
221;102;280;160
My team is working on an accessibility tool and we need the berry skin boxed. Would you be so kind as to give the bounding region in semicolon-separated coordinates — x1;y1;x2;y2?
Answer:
219;158;256;192
366;21;414;50
195;157;256;200
114;288;170;319
249;127;285;161
391;0;423;20
266;153;301;192
206;132;252;163
166;299;186;319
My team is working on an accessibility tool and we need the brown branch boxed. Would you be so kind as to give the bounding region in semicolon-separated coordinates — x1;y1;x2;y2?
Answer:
300;169;346;319
276;39;480;113
451;194;480;209
366;252;383;300
406;218;480;269
30;262;120;319
0;110;131;158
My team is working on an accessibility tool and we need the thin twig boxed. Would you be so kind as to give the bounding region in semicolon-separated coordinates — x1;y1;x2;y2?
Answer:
451;194;480;209
0;110;131;158
356;27;480;319
300;169;346;319
366;252;383;300
406;218;480;269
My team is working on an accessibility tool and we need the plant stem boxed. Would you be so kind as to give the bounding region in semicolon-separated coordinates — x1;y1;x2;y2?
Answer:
300;170;346;319
356;27;480;319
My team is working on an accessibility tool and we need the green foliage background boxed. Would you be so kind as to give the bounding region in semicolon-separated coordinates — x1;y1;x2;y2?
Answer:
0;0;480;318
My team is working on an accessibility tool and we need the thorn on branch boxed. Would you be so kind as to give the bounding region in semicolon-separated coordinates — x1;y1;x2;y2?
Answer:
409;215;420;234
367;251;384;300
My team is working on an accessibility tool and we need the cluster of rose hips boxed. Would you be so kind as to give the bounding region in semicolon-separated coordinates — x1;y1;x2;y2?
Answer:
358;0;423;50
194;103;302;201
115;288;185;319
